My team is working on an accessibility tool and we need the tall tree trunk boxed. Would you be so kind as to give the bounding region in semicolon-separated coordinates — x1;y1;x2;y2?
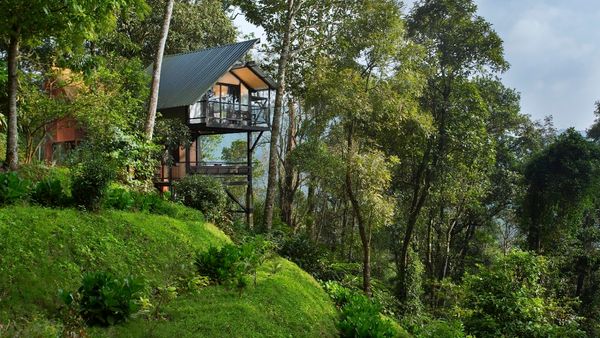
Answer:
306;178;316;240
281;99;297;226
345;123;371;295
397;144;434;301
440;220;456;280
5;29;20;171
145;0;175;140
264;0;295;231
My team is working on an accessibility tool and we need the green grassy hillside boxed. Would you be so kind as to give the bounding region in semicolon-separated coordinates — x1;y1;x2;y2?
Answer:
0;206;338;337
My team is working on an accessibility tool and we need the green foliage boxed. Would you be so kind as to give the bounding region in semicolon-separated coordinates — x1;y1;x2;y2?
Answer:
461;251;583;337
102;0;235;64
195;244;244;284
0;205;229;324
71;154;116;211
31;178;71;207
195;236;275;286
416;320;468;338
398;249;424;317
61;272;144;327
104;186;135;210
279;233;326;276
88;258;338;337
174;174;227;221
324;282;402;338
324;281;355;308
0;205;337;337
522;129;600;252
17;164;71;186
154;118;192;166
0;171;30;205
102;185;205;223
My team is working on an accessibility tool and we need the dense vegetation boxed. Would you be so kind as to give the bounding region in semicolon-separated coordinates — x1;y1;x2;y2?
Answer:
2;0;600;337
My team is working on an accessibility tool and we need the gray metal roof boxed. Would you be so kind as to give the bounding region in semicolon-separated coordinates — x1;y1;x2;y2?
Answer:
147;39;259;110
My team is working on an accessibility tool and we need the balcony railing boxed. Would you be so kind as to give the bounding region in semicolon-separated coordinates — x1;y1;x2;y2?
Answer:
189;97;270;129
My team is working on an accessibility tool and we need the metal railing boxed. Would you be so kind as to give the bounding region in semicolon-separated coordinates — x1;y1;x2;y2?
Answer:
189;100;269;127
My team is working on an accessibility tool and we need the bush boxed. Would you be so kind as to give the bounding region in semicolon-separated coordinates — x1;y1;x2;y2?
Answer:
278;233;326;276
462;250;583;337
195;237;275;286
324;281;355;308
31;178;70;207
103;186;135;210
0;172;30;205
174;175;227;221
324;281;402;338
72;156;116;211
61;272;144;327
416;320;467;338
195;244;244;284
102;185;205;222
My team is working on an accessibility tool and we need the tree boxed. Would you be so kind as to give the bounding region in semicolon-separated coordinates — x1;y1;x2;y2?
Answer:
103;0;236;64
521;129;600;253
0;0;146;170
587;101;600;141
302;0;422;294
462;251;582;337
234;0;297;230
235;0;352;231
394;0;508;300
145;0;175;140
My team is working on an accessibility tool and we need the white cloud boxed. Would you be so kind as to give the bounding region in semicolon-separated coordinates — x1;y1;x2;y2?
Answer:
477;0;600;129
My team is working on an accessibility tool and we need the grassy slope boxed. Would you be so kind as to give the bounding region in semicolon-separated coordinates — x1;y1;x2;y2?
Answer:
96;258;337;338
0;206;338;337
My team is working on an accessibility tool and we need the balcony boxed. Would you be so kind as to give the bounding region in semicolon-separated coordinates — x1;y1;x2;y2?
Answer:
188;86;271;132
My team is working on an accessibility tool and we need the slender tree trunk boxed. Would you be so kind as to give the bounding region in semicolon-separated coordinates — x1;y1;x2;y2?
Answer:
306;177;316;240
340;199;349;257
264;0;295;231
281;99;297;226
397;142;435;301
145;0;175;140
345;123;371;295
5;29;20;170
440;220;456;280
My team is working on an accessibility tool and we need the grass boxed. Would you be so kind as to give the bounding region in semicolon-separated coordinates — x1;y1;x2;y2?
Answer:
0;205;338;337
93;258;338;338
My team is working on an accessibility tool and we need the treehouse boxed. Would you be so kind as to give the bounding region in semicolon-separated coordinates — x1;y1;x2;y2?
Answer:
151;39;276;227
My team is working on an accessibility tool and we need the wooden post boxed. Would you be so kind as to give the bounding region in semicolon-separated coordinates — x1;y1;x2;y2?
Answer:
246;131;254;229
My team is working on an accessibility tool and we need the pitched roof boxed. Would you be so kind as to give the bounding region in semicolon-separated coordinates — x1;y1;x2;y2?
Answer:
147;39;259;110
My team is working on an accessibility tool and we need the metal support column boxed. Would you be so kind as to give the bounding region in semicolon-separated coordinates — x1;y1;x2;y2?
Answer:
246;131;254;229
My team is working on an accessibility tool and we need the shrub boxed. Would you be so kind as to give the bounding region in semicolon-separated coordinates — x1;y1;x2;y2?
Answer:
324;281;402;338
278;233;326;276
238;236;276;285
31;178;70;207
61;272;144;327
132;190;166;213
461;250;583;337
103;186;135;210
324;281;355;308
71;156;116;211
0;172;30;205
173;175;227;221
195;244;244;284
195;237;275;286
416;320;467;338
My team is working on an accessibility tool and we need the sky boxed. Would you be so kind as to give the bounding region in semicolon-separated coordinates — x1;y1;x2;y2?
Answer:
234;0;600;130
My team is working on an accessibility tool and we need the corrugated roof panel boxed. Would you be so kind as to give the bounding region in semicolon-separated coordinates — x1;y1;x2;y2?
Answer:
146;39;259;110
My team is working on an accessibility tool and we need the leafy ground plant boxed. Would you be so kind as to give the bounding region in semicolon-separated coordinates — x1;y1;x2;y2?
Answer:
0;172;30;205
61;272;144;327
